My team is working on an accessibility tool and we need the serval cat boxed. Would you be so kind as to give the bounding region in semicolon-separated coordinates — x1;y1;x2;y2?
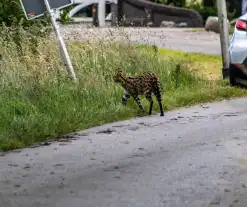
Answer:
113;68;164;116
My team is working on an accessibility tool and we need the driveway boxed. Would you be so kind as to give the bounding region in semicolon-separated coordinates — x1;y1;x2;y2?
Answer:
2;27;245;207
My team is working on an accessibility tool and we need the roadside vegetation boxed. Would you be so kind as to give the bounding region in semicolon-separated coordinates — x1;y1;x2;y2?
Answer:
1;25;247;151
0;0;247;151
184;27;235;35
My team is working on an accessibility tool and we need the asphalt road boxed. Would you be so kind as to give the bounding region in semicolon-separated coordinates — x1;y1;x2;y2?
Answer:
1;98;247;207
123;28;222;55
59;27;222;55
1;27;246;207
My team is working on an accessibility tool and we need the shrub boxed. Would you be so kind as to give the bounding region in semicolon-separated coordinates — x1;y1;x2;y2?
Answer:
0;0;51;50
0;0;50;27
185;0;236;24
0;0;52;54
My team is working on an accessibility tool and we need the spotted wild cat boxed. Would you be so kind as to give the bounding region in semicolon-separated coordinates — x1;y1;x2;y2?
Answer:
113;68;164;116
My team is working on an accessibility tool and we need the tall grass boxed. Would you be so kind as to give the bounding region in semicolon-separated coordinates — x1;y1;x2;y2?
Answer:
0;25;246;151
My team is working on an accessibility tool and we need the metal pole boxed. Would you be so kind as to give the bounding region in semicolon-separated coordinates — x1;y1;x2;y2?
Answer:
98;0;106;27
92;4;99;26
43;0;77;82
217;0;230;79
111;2;118;26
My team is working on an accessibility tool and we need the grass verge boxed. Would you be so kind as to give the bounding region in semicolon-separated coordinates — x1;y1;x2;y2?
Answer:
156;47;223;80
184;26;235;35
0;27;247;151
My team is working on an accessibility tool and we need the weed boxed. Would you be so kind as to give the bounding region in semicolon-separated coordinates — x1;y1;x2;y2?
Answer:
0;25;246;151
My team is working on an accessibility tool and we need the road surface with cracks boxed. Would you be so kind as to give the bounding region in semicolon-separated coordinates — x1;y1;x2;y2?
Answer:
1;98;247;207
1;27;245;207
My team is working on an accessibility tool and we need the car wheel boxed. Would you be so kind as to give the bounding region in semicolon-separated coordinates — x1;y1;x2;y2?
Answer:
229;64;237;86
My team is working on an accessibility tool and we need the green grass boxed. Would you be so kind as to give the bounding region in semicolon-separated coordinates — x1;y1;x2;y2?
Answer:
184;26;235;35
0;28;247;151
155;47;223;80
62;21;84;25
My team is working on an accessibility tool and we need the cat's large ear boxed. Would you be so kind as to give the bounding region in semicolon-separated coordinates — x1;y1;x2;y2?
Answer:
116;68;123;75
116;68;122;72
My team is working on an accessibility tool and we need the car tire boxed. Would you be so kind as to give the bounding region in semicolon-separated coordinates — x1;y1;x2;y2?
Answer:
229;64;237;86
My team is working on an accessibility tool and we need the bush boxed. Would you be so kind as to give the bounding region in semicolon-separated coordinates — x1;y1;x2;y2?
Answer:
0;0;50;27
0;0;51;49
185;1;235;24
0;0;25;26
0;0;52;54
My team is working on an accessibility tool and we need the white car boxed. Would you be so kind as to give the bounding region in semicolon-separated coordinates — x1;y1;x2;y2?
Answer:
229;13;247;86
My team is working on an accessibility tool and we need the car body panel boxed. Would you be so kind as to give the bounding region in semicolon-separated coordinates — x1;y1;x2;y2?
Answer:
229;13;247;85
229;14;247;63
